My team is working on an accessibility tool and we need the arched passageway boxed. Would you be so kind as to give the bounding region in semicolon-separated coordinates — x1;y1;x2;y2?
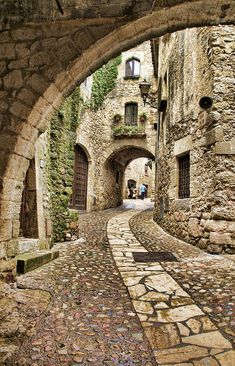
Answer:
0;0;235;256
103;146;155;209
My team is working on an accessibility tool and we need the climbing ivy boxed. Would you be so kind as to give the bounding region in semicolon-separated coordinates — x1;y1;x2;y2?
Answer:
48;87;83;242
90;55;122;111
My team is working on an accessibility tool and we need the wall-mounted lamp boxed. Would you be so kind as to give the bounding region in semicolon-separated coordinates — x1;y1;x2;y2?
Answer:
139;79;158;109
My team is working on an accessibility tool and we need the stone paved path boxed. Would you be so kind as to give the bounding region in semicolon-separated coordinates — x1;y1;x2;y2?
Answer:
2;200;235;366
6;208;155;366
108;200;235;366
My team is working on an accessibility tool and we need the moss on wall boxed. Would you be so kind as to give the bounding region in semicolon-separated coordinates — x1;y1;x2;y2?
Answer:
48;87;82;242
90;55;122;111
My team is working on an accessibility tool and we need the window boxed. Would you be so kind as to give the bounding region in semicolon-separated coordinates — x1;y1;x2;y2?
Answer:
125;103;138;126
144;164;148;175
178;153;190;198
125;58;140;78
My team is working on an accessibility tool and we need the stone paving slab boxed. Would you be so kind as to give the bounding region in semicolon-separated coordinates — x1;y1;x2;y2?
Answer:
107;205;234;366
129;208;235;348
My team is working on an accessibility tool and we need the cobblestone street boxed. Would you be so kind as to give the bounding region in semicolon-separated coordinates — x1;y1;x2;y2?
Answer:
2;200;235;365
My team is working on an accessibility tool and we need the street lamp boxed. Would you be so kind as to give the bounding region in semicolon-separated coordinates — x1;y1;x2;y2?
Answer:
139;79;158;109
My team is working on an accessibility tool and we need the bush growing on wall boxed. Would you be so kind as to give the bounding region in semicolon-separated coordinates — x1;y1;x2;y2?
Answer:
90;55;122;111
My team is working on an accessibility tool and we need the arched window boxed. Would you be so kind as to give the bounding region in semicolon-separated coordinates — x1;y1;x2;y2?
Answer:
125;58;140;78
125;103;138;126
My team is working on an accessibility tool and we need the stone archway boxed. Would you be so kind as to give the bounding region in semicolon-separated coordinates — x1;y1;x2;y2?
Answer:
1;0;235;257
100;146;155;209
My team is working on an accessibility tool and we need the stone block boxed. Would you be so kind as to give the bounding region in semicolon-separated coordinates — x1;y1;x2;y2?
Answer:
203;219;228;232
12;220;20;239
0;258;16;272
215;171;235;184
227;222;235;233
10;101;30;120
15;44;30;58
198;238;208;249
27;73;49;95
207;244;223;254
145;323;180;350
9;58;28;69
0;243;7;259
5;154;30;181
188;218;202;238
6;239;19;257
210;232;232;245
211;207;235;221
205;126;224;146
17;88;38;107
0;60;6;75
14;137;35;159
174;135;192;156
0;220;12;242
170;169;177;186
3;70;23;89
29;52;51;68
214;141;235;155
11;27;42;41
16;250;59;274
154;345;208;364
0;43;15;59
215;350;235;366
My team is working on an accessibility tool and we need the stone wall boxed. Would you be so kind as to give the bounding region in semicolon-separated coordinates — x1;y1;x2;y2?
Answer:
154;26;235;254
76;41;157;211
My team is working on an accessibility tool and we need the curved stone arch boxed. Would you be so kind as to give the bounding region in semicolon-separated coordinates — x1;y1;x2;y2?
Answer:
1;0;235;249
105;143;155;168
75;143;92;164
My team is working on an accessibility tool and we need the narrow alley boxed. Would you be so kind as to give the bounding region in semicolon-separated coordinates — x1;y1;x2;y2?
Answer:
3;200;234;366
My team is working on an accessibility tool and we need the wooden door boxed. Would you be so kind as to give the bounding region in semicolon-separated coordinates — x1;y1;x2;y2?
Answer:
72;146;88;210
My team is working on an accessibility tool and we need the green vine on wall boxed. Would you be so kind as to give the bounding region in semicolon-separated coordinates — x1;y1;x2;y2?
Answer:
48;87;82;242
90;55;122;111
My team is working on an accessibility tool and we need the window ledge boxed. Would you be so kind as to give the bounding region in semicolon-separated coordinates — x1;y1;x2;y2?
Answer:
113;132;146;139
123;76;140;80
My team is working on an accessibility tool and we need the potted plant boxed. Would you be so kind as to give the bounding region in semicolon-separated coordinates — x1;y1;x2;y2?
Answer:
139;112;147;122
113;113;122;124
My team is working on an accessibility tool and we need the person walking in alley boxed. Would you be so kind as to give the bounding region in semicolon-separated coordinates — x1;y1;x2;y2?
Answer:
140;184;146;200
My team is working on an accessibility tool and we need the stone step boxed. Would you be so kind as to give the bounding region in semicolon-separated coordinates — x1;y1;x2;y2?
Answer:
16;250;59;274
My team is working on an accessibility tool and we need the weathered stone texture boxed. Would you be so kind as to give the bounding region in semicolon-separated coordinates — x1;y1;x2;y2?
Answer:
76;42;156;211
0;1;235;257
154;26;235;254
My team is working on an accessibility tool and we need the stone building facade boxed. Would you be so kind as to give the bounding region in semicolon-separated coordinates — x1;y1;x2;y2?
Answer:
153;26;235;254
75;41;156;211
124;158;155;199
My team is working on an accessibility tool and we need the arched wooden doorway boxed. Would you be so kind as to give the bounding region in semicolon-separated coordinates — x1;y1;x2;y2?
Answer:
70;146;88;210
20;158;38;238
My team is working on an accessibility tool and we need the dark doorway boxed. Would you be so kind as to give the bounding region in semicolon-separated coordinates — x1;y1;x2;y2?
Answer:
71;146;88;210
20;158;38;238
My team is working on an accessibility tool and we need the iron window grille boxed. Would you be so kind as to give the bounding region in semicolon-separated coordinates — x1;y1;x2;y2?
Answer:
178;153;190;198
